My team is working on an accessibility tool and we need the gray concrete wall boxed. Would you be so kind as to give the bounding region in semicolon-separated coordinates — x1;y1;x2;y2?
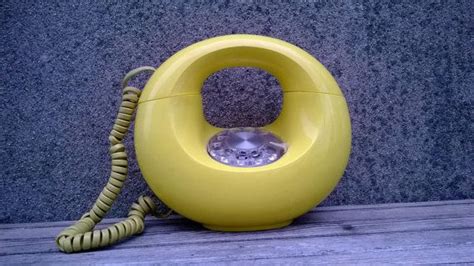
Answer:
1;0;472;223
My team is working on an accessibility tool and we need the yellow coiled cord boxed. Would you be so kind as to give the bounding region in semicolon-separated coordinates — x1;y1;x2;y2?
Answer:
56;67;171;253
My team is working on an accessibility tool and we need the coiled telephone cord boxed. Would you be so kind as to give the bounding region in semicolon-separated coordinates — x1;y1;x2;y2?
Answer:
56;67;172;253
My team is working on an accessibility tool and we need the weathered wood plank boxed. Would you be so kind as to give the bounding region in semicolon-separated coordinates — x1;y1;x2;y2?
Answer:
1;199;471;230
2;199;472;240
1;200;473;264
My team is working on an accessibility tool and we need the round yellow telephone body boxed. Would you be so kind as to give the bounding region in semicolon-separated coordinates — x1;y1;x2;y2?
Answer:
134;34;351;231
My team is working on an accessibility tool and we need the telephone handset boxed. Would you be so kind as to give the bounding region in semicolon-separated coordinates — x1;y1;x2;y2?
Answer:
56;35;351;253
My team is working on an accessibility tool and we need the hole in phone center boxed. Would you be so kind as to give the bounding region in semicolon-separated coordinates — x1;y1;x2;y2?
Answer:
201;67;283;128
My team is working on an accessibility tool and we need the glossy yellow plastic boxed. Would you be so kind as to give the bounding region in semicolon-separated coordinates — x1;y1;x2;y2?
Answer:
135;34;351;231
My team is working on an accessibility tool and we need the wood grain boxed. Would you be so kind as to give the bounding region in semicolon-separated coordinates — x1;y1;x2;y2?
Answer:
1;200;473;264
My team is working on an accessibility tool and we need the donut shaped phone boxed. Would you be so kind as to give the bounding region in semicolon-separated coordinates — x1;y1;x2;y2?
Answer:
56;35;351;253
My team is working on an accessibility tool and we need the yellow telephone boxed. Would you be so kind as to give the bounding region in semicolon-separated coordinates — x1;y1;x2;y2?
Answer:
56;34;351;253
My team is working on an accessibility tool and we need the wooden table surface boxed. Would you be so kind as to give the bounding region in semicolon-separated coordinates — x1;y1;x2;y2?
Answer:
1;200;473;265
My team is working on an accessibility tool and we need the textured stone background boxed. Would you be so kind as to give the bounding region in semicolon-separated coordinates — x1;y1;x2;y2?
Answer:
1;0;472;223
